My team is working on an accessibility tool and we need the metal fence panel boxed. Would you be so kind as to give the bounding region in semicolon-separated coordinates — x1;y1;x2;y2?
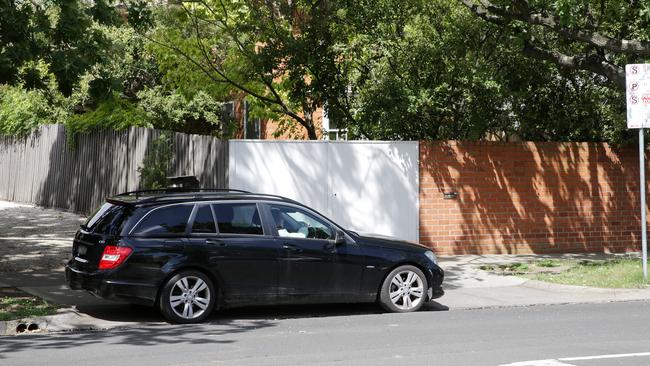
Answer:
229;140;420;241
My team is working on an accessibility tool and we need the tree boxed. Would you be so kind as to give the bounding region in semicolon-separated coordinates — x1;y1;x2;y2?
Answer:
0;0;118;96
141;0;355;139
457;0;650;90
340;0;626;142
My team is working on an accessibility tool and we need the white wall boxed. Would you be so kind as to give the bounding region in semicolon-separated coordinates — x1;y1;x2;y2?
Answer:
229;141;419;241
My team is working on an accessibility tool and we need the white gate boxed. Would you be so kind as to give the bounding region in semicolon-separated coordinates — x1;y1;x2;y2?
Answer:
228;140;419;241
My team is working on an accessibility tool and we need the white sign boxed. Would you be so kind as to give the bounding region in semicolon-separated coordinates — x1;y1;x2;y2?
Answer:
626;64;650;128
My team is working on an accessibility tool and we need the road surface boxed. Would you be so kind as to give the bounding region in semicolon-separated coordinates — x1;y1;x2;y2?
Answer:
2;301;650;365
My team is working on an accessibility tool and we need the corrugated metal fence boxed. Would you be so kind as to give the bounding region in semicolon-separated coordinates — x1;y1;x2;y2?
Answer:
0;124;228;214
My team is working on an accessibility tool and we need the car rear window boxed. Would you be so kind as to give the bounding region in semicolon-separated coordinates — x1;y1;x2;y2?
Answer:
132;204;193;236
191;205;216;234
84;203;129;235
212;203;263;235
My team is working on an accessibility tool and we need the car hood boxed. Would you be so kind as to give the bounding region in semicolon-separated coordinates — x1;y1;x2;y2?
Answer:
352;232;429;252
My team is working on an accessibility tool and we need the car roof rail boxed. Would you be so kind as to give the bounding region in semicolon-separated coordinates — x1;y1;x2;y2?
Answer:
115;188;251;200
248;193;301;205
109;189;305;207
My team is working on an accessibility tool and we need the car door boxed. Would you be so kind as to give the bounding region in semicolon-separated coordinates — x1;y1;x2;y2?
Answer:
187;202;282;303
127;204;193;282
266;203;363;301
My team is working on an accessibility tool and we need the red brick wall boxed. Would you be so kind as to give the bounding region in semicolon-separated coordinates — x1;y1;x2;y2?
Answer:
420;141;645;255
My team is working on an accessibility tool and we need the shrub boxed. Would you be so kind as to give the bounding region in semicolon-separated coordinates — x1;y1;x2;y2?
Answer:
138;131;173;189
65;94;151;141
0;85;68;137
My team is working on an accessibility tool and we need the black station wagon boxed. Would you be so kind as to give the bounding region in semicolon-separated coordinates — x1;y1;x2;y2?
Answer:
66;189;444;323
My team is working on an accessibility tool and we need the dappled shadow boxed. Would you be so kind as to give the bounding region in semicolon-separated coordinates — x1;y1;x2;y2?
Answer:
229;141;419;241
0;317;273;359
420;141;643;255
74;302;396;324
73;301;446;328
0;204;82;274
0;125;228;215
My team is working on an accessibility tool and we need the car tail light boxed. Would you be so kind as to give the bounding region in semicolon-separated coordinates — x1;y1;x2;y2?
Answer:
98;245;133;270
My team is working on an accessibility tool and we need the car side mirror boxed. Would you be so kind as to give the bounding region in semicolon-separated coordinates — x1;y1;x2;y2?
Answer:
335;229;346;245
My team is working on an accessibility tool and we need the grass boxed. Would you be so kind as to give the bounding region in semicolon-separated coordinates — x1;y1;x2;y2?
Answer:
479;262;529;274
527;259;649;289
0;296;61;321
478;258;650;288
536;259;561;268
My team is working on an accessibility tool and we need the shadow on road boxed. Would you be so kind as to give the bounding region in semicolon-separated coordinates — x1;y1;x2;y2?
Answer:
76;300;449;324
0;318;270;359
0;301;449;359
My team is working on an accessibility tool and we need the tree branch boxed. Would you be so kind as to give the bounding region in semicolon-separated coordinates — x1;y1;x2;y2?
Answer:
459;0;650;55
522;41;625;89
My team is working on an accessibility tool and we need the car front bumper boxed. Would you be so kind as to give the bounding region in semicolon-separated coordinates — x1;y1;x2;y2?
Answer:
426;265;445;301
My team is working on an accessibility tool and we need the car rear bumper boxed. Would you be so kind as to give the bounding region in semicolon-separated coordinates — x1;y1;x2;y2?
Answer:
65;262;158;306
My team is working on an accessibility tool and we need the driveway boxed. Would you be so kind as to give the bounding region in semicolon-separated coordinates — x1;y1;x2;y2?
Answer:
0;201;104;306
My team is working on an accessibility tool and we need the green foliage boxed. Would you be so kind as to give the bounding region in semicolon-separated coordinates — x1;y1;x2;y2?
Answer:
0;0;643;143
0;85;69;137
138;86;229;135
344;0;628;141
65;94;151;139
138;131;173;189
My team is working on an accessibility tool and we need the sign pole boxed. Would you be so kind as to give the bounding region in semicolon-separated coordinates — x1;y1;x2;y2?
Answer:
627;64;650;281
640;127;648;281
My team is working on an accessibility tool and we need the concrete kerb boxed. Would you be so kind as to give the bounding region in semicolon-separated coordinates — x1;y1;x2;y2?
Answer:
0;307;141;336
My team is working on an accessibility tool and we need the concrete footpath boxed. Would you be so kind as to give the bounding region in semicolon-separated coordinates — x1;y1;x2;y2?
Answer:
2;201;650;335
439;255;650;309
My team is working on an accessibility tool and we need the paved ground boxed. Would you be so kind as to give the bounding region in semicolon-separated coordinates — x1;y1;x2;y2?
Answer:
3;301;650;366
3;200;650;334
0;201;83;274
0;201;102;308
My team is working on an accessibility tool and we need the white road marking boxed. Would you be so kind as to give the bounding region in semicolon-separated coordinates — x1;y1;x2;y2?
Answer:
499;360;575;366
560;351;650;361
499;351;650;366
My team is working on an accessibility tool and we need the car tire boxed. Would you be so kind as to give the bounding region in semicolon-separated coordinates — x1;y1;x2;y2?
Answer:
379;265;428;313
159;270;216;324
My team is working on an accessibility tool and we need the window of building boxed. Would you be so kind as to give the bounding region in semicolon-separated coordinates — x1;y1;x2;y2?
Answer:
243;101;261;139
322;105;347;141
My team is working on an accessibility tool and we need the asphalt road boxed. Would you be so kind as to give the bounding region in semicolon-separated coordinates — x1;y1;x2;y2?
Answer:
2;301;650;366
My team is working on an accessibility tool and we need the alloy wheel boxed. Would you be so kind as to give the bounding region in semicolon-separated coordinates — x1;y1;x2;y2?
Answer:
169;276;211;320
388;270;424;310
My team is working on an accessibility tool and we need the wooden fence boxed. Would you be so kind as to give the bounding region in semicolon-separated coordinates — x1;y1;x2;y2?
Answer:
0;125;228;214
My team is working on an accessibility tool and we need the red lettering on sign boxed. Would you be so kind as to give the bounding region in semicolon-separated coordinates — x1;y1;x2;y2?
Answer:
643;94;650;105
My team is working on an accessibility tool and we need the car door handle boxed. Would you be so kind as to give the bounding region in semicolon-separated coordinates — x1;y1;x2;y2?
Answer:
282;243;303;253
205;239;227;247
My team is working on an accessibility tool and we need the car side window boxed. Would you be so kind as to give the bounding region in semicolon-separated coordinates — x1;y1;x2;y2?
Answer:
269;204;333;240
212;203;263;235
132;205;193;236
191;205;216;234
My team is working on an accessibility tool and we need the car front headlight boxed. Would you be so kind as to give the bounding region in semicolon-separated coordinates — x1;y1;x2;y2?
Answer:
425;250;438;264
